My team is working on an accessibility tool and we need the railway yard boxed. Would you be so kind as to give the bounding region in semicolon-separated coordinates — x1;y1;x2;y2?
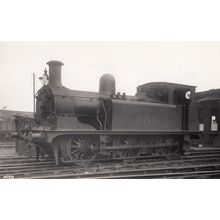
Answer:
1;60;220;179
1;143;220;179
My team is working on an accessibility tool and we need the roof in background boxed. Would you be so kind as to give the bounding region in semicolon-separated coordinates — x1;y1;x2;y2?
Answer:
0;110;33;119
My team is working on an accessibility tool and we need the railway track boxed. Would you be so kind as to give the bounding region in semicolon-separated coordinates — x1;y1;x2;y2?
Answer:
1;149;220;178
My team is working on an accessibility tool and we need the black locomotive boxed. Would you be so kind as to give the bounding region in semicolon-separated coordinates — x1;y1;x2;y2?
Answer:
15;60;201;165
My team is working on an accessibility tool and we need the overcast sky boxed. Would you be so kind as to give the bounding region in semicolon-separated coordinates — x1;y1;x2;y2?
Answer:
1;42;220;112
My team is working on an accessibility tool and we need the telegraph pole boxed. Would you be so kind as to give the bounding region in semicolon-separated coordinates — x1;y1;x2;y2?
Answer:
33;73;36;114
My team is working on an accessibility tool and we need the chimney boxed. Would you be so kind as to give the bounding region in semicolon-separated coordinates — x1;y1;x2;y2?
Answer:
47;60;64;87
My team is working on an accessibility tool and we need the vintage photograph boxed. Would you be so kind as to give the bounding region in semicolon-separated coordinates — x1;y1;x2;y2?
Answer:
1;1;220;220
1;42;220;179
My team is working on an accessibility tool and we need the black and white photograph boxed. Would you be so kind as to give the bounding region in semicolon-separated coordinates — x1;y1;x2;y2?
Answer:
1;42;220;179
0;1;220;220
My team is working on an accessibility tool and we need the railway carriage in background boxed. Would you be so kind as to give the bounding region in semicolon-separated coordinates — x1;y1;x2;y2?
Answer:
192;89;220;147
14;60;202;165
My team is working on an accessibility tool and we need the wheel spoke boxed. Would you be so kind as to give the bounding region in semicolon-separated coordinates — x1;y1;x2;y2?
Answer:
113;136;141;159
74;152;80;159
71;149;79;154
60;136;97;162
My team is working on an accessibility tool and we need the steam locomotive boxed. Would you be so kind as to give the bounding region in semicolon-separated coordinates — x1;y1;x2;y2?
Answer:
14;60;201;165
